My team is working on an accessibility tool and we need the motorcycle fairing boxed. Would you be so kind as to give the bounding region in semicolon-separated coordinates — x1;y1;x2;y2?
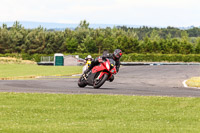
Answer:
92;61;110;80
86;58;117;85
86;72;96;85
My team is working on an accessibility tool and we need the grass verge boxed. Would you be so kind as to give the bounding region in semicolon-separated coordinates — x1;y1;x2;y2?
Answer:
1;93;200;133
0;64;82;80
186;77;200;88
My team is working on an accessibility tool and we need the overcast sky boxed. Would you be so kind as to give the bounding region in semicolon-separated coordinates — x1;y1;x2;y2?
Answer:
0;0;200;27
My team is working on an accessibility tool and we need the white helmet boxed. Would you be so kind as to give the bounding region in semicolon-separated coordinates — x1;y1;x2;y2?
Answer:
87;55;92;59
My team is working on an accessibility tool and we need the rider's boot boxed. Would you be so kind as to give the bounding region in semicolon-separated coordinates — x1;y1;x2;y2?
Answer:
84;68;90;75
84;61;95;75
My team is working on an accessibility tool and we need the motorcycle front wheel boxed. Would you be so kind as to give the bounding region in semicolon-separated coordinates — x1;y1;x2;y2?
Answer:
93;73;108;89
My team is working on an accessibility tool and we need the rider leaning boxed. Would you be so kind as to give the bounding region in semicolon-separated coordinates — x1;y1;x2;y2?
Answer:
84;49;123;82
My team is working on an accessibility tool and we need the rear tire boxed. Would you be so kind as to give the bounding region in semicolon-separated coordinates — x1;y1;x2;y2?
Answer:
93;73;108;89
78;75;87;88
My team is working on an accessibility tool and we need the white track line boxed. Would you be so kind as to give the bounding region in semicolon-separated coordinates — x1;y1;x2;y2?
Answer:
183;80;188;88
72;74;82;76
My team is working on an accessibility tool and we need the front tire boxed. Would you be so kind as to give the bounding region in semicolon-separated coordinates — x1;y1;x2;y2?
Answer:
93;73;108;89
78;75;87;88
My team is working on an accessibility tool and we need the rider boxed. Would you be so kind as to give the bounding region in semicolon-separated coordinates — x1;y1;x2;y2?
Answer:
84;49;123;82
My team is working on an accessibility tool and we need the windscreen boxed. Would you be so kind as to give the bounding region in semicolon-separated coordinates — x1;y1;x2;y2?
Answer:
108;58;116;68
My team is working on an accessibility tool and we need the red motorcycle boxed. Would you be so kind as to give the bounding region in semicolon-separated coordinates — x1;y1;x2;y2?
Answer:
78;58;117;88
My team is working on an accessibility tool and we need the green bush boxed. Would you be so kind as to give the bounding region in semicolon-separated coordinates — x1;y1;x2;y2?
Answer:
64;53;101;59
120;53;200;62
0;53;22;59
1;53;200;62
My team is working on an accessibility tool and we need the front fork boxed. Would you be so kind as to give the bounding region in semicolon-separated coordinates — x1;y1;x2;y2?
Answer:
97;71;109;80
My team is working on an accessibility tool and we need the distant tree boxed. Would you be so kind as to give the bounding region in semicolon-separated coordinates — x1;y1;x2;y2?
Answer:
77;20;89;29
65;37;79;53
150;30;160;41
93;29;105;54
82;35;97;53
0;20;200;55
195;38;200;54
24;27;46;54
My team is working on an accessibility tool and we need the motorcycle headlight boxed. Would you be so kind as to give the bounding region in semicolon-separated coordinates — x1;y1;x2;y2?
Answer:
111;69;114;73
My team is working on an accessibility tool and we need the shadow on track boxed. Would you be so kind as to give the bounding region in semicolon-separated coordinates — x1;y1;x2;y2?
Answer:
83;86;116;90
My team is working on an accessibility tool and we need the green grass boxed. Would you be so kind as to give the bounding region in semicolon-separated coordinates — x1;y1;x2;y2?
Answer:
0;64;82;79
186;77;200;88
1;93;200;133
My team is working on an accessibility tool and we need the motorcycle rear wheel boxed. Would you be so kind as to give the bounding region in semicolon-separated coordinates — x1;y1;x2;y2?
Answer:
93;73;108;89
78;75;87;88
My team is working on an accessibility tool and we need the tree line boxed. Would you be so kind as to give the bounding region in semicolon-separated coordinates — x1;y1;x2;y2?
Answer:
0;20;200;55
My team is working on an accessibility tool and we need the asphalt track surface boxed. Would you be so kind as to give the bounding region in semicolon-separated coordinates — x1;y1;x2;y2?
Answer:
0;65;200;97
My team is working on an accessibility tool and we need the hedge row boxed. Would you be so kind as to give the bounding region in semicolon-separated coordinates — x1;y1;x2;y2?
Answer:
120;54;200;62
0;53;53;62
1;53;200;62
